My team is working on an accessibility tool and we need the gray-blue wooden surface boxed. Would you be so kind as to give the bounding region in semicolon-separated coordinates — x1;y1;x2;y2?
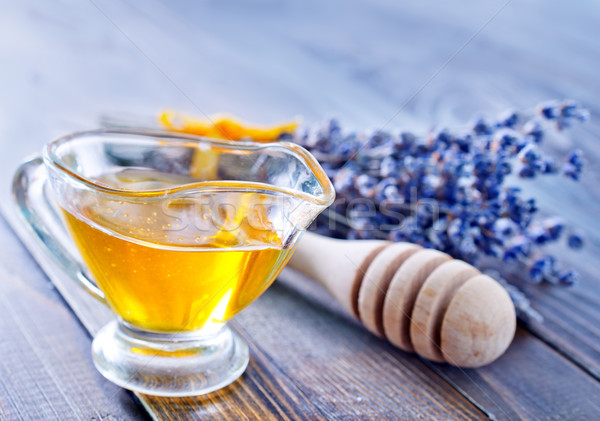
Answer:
1;1;599;420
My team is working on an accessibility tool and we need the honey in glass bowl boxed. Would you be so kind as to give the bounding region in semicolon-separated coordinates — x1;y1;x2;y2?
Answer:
61;169;295;332
42;129;334;396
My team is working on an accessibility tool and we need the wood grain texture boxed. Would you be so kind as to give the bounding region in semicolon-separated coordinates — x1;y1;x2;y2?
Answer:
141;349;327;421
483;243;600;380
428;328;600;420
1;0;600;419
522;252;600;380
239;275;484;420
0;218;147;421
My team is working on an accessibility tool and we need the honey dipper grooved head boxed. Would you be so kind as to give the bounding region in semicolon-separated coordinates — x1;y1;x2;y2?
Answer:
441;275;516;368
358;243;421;337
382;249;452;352
410;260;480;362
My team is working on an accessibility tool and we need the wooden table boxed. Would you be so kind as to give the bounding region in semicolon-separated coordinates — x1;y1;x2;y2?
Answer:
1;1;599;419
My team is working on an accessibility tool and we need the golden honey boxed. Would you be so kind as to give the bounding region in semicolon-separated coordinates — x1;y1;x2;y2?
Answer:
61;169;294;332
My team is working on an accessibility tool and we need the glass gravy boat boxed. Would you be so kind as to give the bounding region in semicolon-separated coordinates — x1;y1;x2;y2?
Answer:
40;129;334;396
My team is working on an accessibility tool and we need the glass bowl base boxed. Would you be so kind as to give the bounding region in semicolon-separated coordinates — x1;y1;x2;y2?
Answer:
92;320;249;397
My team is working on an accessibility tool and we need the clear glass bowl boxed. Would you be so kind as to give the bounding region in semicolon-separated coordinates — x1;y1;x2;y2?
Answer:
13;129;334;396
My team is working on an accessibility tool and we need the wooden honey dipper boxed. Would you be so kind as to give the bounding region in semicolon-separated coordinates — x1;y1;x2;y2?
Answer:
288;232;516;368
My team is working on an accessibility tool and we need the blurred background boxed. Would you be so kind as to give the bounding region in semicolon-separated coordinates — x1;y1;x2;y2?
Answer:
1;1;598;143
2;0;598;257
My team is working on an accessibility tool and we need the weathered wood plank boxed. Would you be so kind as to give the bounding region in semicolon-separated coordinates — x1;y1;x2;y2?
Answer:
234;279;484;420
0;219;147;421
138;320;330;420
522;258;600;380
141;358;326;421
482;239;600;380
428;328;600;420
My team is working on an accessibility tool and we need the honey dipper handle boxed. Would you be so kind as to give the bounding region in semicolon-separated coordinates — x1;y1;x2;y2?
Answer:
289;232;390;317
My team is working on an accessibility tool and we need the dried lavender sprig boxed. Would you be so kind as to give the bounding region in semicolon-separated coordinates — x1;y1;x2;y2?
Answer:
293;100;589;316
